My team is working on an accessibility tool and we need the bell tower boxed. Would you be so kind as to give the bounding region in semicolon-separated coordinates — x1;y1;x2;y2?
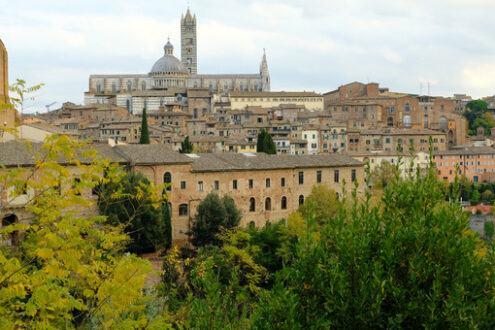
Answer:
181;8;197;75
0;38;8;103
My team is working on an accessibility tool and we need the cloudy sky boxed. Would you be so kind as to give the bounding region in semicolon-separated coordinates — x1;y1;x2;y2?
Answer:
1;0;494;112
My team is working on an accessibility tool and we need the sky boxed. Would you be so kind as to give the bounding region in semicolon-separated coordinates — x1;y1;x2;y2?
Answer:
1;0;495;113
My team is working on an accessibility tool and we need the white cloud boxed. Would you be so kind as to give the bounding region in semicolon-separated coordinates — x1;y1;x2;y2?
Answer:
1;0;495;112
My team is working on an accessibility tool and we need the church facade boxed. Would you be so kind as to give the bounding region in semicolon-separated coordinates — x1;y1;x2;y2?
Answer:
84;9;270;114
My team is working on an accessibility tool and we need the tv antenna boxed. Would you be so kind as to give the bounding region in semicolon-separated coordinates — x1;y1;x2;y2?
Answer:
45;102;56;112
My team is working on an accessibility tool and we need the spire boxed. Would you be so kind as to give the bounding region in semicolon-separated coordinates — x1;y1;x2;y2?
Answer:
260;48;268;74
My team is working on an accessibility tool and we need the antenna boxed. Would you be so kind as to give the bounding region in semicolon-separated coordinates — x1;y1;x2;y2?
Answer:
45;102;56;112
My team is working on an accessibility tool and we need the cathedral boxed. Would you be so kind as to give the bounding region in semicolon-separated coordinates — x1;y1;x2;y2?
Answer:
84;9;270;113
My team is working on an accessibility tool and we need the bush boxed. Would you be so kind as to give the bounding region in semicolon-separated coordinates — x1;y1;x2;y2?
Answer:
485;221;494;239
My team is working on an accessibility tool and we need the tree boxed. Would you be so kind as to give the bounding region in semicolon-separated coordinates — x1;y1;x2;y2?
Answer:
139;108;150;144
0;136;156;328
162;202;172;250
298;184;340;225
256;129;276;154
463;100;489;135
97;171;168;254
179;136;193;153
370;160;400;190
253;163;495;329
190;193;241;247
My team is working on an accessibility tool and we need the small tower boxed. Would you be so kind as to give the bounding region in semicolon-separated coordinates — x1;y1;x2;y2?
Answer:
0;38;8;103
181;8;197;74
260;48;270;91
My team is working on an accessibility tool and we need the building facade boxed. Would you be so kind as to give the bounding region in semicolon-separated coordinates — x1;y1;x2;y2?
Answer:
84;9;270;113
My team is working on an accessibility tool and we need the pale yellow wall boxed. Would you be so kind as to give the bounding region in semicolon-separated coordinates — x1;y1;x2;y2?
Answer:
230;96;324;111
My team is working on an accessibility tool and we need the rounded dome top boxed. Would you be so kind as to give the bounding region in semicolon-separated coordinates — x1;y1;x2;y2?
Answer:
150;40;187;75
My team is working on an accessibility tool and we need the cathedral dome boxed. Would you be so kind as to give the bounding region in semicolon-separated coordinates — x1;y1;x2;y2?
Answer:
150;41;187;75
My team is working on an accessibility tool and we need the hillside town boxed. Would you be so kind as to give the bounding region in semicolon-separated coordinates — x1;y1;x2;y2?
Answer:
2;5;495;328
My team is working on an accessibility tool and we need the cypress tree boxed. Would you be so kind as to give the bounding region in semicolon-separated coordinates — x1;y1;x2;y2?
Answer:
257;129;276;154
140;108;150;144
179;136;193;153
162;202;172;250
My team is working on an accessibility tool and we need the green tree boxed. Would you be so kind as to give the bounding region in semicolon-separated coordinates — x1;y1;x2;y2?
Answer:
256;129;276;154
484;221;494;239
139;108;150;144
97;171;168;253
190;193;241;247
298;184;340;225
471;188;481;205
253;164;495;328
463;100;489;135
0;136;157;328
162;202;172;250
179;136;193;153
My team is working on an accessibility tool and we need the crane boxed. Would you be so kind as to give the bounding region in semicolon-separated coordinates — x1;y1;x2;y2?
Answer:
45;102;56;112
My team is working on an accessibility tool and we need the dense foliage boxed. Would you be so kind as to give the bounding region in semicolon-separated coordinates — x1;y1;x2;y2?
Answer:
139;107;150;144
256;129;276;154
463;100;492;135
158;159;495;328
190;193;241;247
97;171;171;253
450;175;495;205
179;136;194;153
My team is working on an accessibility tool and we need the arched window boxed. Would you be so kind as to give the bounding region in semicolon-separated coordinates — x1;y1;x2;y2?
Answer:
141;81;146;90
126;99;131;112
249;198;255;212
254;83;258;91
164;172;172;191
281;196;287;210
178;204;188;216
439;116;447;130
111;82;117;93
2;214;19;246
265;197;271;211
424;115;429;128
96;81;102;93
299;195;304;206
403;115;411;128
127;80;132;92
405;103;410;113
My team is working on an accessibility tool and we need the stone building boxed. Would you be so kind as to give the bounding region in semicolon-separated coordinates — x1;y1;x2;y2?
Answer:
0;38;19;136
1;142;364;246
84;9;270;113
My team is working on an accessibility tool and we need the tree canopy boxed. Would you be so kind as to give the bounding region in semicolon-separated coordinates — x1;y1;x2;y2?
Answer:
463;100;491;135
97;171;171;253
190;193;241;247
256;129;276;154
139;108;150;144
179;136;193;153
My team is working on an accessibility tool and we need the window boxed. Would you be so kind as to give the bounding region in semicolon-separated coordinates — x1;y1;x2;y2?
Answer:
317;170;322;183
249;198;256;212
281;177;285;187
180;181;186;190
73;178;81;196
214;180;219;190
265;197;271;211
233;180;238;190
141;81;146;90
334;170;339;183
127;80;132;91
351;169;356;182
198;181;204;192
179;204;188;216
299;171;304;185
281;196;287;210
266;178;271;188
164;172;172;191
299;195;304;206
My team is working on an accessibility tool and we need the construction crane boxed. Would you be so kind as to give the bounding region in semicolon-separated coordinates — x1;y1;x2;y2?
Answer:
45;102;56;112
